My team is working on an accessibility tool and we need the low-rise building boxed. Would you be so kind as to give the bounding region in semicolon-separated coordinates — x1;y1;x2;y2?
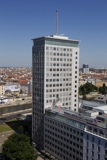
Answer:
0;83;5;96
20;80;32;95
94;95;107;104
5;84;20;94
44;106;107;160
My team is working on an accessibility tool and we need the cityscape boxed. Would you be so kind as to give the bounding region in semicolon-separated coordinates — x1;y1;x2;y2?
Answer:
0;0;107;160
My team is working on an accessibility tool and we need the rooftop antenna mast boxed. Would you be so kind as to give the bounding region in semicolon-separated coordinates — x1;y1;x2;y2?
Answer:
56;10;58;35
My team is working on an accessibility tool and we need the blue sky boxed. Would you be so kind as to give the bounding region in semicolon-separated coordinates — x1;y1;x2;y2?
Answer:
0;0;107;68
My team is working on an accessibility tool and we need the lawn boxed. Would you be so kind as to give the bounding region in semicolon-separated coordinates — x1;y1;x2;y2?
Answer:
0;123;12;132
0;119;32;135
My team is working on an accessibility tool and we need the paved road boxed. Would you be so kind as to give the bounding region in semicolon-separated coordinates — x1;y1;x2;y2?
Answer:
0;110;32;125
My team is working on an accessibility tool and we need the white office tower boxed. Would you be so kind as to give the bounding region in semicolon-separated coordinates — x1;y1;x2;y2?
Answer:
32;35;79;148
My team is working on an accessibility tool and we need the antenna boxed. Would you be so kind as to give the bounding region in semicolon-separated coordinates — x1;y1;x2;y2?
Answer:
56;10;58;35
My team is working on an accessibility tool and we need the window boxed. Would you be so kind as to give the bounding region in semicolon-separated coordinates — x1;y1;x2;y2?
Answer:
105;142;107;148
92;137;94;142
92;144;94;150
46;47;49;50
105;150;107;156
87;134;89;140
92;151;94;157
98;154;100;159
98;146;100;152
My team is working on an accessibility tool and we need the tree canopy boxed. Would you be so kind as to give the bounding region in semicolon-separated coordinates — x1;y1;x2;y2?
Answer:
99;83;107;95
79;82;98;95
2;133;37;160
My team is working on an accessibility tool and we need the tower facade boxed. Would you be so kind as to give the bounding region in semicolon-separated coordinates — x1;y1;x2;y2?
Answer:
82;64;89;73
32;35;79;148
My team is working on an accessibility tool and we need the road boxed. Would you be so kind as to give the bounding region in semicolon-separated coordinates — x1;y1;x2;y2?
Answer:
0;110;32;125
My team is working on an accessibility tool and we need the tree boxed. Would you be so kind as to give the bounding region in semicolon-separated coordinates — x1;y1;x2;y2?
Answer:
99;83;107;95
79;82;98;95
2;133;37;160
20;89;23;94
82;93;87;100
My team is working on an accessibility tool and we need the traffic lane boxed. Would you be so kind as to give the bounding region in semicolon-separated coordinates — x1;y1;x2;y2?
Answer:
0;115;18;124
0;111;32;124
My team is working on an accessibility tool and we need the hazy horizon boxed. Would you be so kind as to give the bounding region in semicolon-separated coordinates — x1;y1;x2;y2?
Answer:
0;0;107;68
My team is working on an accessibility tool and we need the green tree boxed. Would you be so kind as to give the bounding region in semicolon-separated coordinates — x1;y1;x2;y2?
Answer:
99;83;107;95
2;133;37;160
79;82;98;95
83;93;87;100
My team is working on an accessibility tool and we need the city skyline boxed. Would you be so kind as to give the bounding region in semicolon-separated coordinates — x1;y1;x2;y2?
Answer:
0;0;107;67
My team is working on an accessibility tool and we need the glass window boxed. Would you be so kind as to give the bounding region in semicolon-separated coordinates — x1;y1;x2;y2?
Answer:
98;146;100;152
105;142;107;148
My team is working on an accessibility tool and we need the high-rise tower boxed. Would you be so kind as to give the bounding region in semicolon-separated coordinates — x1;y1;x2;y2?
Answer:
32;35;79;148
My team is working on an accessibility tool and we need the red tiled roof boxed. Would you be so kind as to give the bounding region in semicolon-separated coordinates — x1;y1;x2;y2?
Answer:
18;80;29;85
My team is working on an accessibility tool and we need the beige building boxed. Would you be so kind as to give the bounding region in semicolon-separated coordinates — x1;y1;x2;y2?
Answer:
0;83;5;96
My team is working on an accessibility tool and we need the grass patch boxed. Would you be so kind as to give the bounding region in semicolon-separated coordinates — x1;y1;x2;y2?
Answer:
6;119;31;130
0;119;31;136
0;123;12;132
6;119;32;136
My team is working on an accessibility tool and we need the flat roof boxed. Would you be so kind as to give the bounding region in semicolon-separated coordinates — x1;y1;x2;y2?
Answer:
80;100;106;107
32;35;79;42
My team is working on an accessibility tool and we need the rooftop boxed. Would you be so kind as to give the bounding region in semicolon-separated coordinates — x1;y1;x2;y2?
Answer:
32;35;79;43
45;106;107;130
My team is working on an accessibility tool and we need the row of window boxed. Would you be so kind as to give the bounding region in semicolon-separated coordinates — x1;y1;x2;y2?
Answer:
46;46;73;52
45;135;83;148
47;57;73;61
47;68;77;71
46;93;74;98
46;83;71;87
46;89;77;99
45;119;83;135
46;76;77;82
46;52;73;57
87;126;107;138
46;78;73;82
45;125;83;137
45;144;82;160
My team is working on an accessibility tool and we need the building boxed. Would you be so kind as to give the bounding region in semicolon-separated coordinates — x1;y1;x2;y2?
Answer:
0;83;5;96
82;64;89;73
5;84;20;93
20;80;32;95
79;100;107;114
94;95;107;104
32;35;79;149
44;106;107;160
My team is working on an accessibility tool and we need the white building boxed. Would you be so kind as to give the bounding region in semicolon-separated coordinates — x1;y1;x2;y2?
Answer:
5;84;20;93
32;35;79;149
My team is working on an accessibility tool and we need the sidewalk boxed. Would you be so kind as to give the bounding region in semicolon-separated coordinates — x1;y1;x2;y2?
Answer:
37;156;44;160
